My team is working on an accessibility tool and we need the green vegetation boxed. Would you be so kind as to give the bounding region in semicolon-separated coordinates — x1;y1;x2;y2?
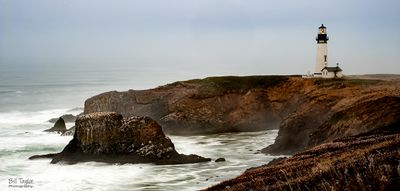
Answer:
315;78;382;88
181;75;291;98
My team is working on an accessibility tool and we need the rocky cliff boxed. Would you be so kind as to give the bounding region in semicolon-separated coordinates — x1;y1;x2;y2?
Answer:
204;127;400;191
31;112;210;165
84;76;291;135
263;77;400;154
84;75;400;154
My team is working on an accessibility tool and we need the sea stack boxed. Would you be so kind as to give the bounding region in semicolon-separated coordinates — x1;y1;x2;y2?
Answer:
32;112;210;165
44;118;67;134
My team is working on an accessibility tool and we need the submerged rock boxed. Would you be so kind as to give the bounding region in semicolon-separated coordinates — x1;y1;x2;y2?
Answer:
32;112;210;165
48;114;77;123
215;158;226;162
29;153;58;160
44;118;66;134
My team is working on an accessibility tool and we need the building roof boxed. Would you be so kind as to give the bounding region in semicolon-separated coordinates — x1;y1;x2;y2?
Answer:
321;66;343;72
319;24;326;29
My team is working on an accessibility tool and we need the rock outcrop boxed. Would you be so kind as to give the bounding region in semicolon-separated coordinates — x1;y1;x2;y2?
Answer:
44;118;66;134
215;158;226;162
204;128;400;191
32;112;210;165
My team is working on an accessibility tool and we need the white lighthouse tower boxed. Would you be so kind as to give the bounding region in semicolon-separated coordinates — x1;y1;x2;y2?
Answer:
314;24;329;76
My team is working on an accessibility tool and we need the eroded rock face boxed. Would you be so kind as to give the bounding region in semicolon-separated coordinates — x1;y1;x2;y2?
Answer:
74;112;175;158
84;76;290;135
74;112;123;154
44;118;66;134
262;78;400;155
33;112;210;165
308;96;400;147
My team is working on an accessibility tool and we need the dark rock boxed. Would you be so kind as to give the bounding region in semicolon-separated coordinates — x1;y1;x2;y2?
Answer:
44;118;66;134
29;153;58;160
32;112;210;165
61;126;75;136
48;114;77;123
215;158;226;162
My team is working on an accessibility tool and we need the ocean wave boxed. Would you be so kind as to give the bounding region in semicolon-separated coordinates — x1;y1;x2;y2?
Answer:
67;107;84;112
0;108;83;125
0;90;22;94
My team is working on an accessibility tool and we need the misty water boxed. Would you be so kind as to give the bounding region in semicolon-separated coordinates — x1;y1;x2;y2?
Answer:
0;65;281;190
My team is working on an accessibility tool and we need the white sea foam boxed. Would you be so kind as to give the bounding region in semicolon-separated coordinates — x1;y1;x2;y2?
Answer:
0;108;82;126
0;124;280;191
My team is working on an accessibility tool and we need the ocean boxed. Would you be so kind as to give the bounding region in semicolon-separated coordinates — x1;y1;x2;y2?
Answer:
0;63;280;190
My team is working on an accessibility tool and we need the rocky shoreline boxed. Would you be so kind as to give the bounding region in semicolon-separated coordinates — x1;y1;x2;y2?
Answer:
37;74;400;189
204;127;400;190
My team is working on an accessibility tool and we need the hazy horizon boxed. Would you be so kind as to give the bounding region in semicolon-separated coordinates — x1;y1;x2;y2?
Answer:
1;0;400;79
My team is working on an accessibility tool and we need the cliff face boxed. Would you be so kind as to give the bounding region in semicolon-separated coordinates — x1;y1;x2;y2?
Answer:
263;78;400;154
308;96;400;147
204;128;400;191
84;76;291;134
84;75;400;154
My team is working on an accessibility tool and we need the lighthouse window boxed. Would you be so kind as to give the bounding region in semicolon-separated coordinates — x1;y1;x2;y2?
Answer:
324;55;327;62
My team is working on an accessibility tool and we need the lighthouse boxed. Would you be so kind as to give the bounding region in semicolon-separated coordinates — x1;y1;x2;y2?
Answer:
314;24;329;76
303;24;343;79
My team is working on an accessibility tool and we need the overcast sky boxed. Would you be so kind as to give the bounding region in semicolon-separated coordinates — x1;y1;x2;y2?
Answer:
1;0;399;77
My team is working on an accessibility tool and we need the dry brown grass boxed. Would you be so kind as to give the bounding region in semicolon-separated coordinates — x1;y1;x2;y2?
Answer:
204;132;400;191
